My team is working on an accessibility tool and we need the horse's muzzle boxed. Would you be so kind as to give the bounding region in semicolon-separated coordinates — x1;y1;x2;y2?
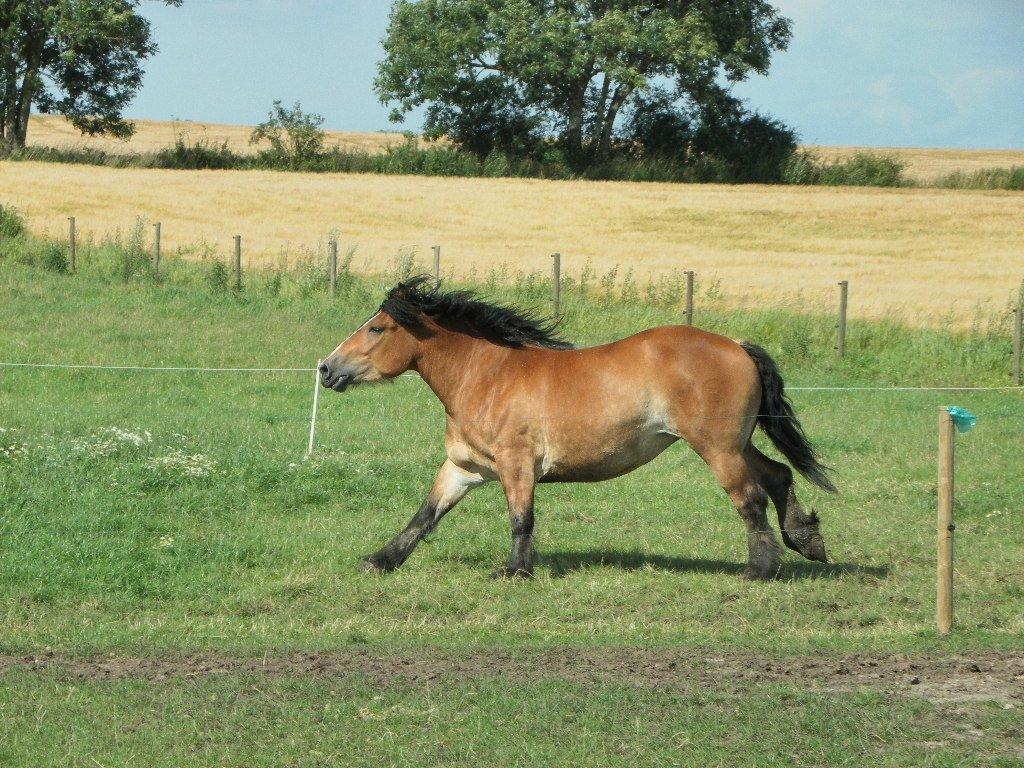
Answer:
319;360;353;392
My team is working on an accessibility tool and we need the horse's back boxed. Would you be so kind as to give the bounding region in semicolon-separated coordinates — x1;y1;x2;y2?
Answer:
532;324;758;391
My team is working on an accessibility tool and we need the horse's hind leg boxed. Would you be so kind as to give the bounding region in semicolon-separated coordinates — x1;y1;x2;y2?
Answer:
746;446;828;563
707;450;782;580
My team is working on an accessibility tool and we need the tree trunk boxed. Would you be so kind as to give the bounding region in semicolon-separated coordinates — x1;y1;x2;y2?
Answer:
13;51;39;148
564;83;586;156
2;58;18;147
597;84;632;157
592;73;610;141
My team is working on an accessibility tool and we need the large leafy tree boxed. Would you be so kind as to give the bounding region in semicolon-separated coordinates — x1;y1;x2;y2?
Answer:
375;0;792;162
0;0;180;149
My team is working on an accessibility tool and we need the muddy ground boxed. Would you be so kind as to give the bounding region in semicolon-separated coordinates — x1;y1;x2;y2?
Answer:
3;649;1022;707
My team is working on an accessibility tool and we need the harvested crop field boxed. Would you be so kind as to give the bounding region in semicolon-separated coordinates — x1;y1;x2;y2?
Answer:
3;160;1022;327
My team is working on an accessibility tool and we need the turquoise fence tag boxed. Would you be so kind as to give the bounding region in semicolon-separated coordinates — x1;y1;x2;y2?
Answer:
946;406;977;433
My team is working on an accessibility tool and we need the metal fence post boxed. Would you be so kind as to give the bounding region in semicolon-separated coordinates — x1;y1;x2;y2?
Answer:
433;245;441;288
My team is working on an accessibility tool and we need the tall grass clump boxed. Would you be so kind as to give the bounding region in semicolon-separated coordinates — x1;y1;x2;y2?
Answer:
0;205;26;238
784;151;906;187
1;206;67;272
934;166;1024;191
154;136;239;170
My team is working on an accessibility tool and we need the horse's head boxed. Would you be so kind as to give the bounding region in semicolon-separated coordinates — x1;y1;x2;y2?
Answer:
319;307;420;392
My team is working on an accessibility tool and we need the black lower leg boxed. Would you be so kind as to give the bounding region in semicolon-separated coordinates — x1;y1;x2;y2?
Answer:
775;483;828;563
493;508;534;579
758;459;828;564
741;489;782;581
363;500;436;573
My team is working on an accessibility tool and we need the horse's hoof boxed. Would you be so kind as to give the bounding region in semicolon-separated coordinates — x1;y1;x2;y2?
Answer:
806;536;829;564
491;566;532;580
361;556;395;574
783;528;829;564
742;565;781;581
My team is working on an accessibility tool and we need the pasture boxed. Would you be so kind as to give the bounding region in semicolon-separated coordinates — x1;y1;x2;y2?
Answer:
2;160;1023;329
0;237;1022;764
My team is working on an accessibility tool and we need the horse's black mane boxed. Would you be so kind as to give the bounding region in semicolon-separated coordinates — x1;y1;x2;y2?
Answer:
381;276;573;350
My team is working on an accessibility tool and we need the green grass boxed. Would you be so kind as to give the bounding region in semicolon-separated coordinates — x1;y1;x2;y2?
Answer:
1;228;1022;765
2;669;1021;767
1;228;1022;658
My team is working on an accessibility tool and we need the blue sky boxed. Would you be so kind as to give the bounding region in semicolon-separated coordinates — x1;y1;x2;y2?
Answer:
128;0;1024;149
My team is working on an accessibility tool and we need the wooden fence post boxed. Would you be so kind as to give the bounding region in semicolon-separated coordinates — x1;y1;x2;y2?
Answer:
433;245;441;288
328;239;338;298
153;222;161;276
936;407;955;636
836;280;849;358
68;216;77;273
685;270;695;326
233;235;242;290
1013;306;1022;386
551;253;561;319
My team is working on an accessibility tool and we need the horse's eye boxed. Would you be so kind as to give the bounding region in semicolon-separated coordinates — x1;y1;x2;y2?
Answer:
369;326;384;334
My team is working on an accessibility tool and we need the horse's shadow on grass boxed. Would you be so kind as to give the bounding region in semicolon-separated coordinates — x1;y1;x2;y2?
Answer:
452;549;888;580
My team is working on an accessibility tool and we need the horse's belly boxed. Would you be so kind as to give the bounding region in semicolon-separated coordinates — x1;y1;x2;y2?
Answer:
540;430;677;482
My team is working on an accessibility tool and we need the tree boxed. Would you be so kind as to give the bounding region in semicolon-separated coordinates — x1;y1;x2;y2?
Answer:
249;100;327;161
375;0;792;163
0;0;180;150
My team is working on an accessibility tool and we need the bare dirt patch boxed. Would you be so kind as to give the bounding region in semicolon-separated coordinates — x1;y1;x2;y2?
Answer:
3;649;1022;706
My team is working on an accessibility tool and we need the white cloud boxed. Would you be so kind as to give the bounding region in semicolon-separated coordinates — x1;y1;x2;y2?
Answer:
938;66;1024;116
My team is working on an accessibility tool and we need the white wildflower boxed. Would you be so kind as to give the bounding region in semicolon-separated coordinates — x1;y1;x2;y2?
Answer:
0;442;30;460
99;427;152;447
157;535;175;548
146;450;218;478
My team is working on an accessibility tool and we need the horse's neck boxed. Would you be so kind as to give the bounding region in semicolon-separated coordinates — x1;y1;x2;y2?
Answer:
414;330;505;413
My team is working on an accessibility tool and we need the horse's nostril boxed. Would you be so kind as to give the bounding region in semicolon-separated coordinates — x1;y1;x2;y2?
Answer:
318;362;330;376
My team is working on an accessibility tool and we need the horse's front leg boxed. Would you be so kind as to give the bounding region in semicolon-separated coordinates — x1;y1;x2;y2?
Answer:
492;458;536;579
362;460;485;573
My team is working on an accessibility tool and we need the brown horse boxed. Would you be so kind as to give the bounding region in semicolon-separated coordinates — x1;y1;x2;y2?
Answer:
320;277;835;580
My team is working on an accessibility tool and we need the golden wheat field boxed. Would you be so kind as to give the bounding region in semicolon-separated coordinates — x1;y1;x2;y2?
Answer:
806;145;1024;183
3;158;1021;327
26;115;406;155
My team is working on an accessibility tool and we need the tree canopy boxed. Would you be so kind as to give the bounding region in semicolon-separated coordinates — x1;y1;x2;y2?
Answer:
375;0;793;166
1;0;180;149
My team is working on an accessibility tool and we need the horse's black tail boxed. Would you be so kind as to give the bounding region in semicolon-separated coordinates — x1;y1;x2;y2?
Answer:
740;341;837;494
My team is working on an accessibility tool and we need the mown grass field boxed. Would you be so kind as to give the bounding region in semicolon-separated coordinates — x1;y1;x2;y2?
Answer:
1;235;1022;765
2;160;1022;329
